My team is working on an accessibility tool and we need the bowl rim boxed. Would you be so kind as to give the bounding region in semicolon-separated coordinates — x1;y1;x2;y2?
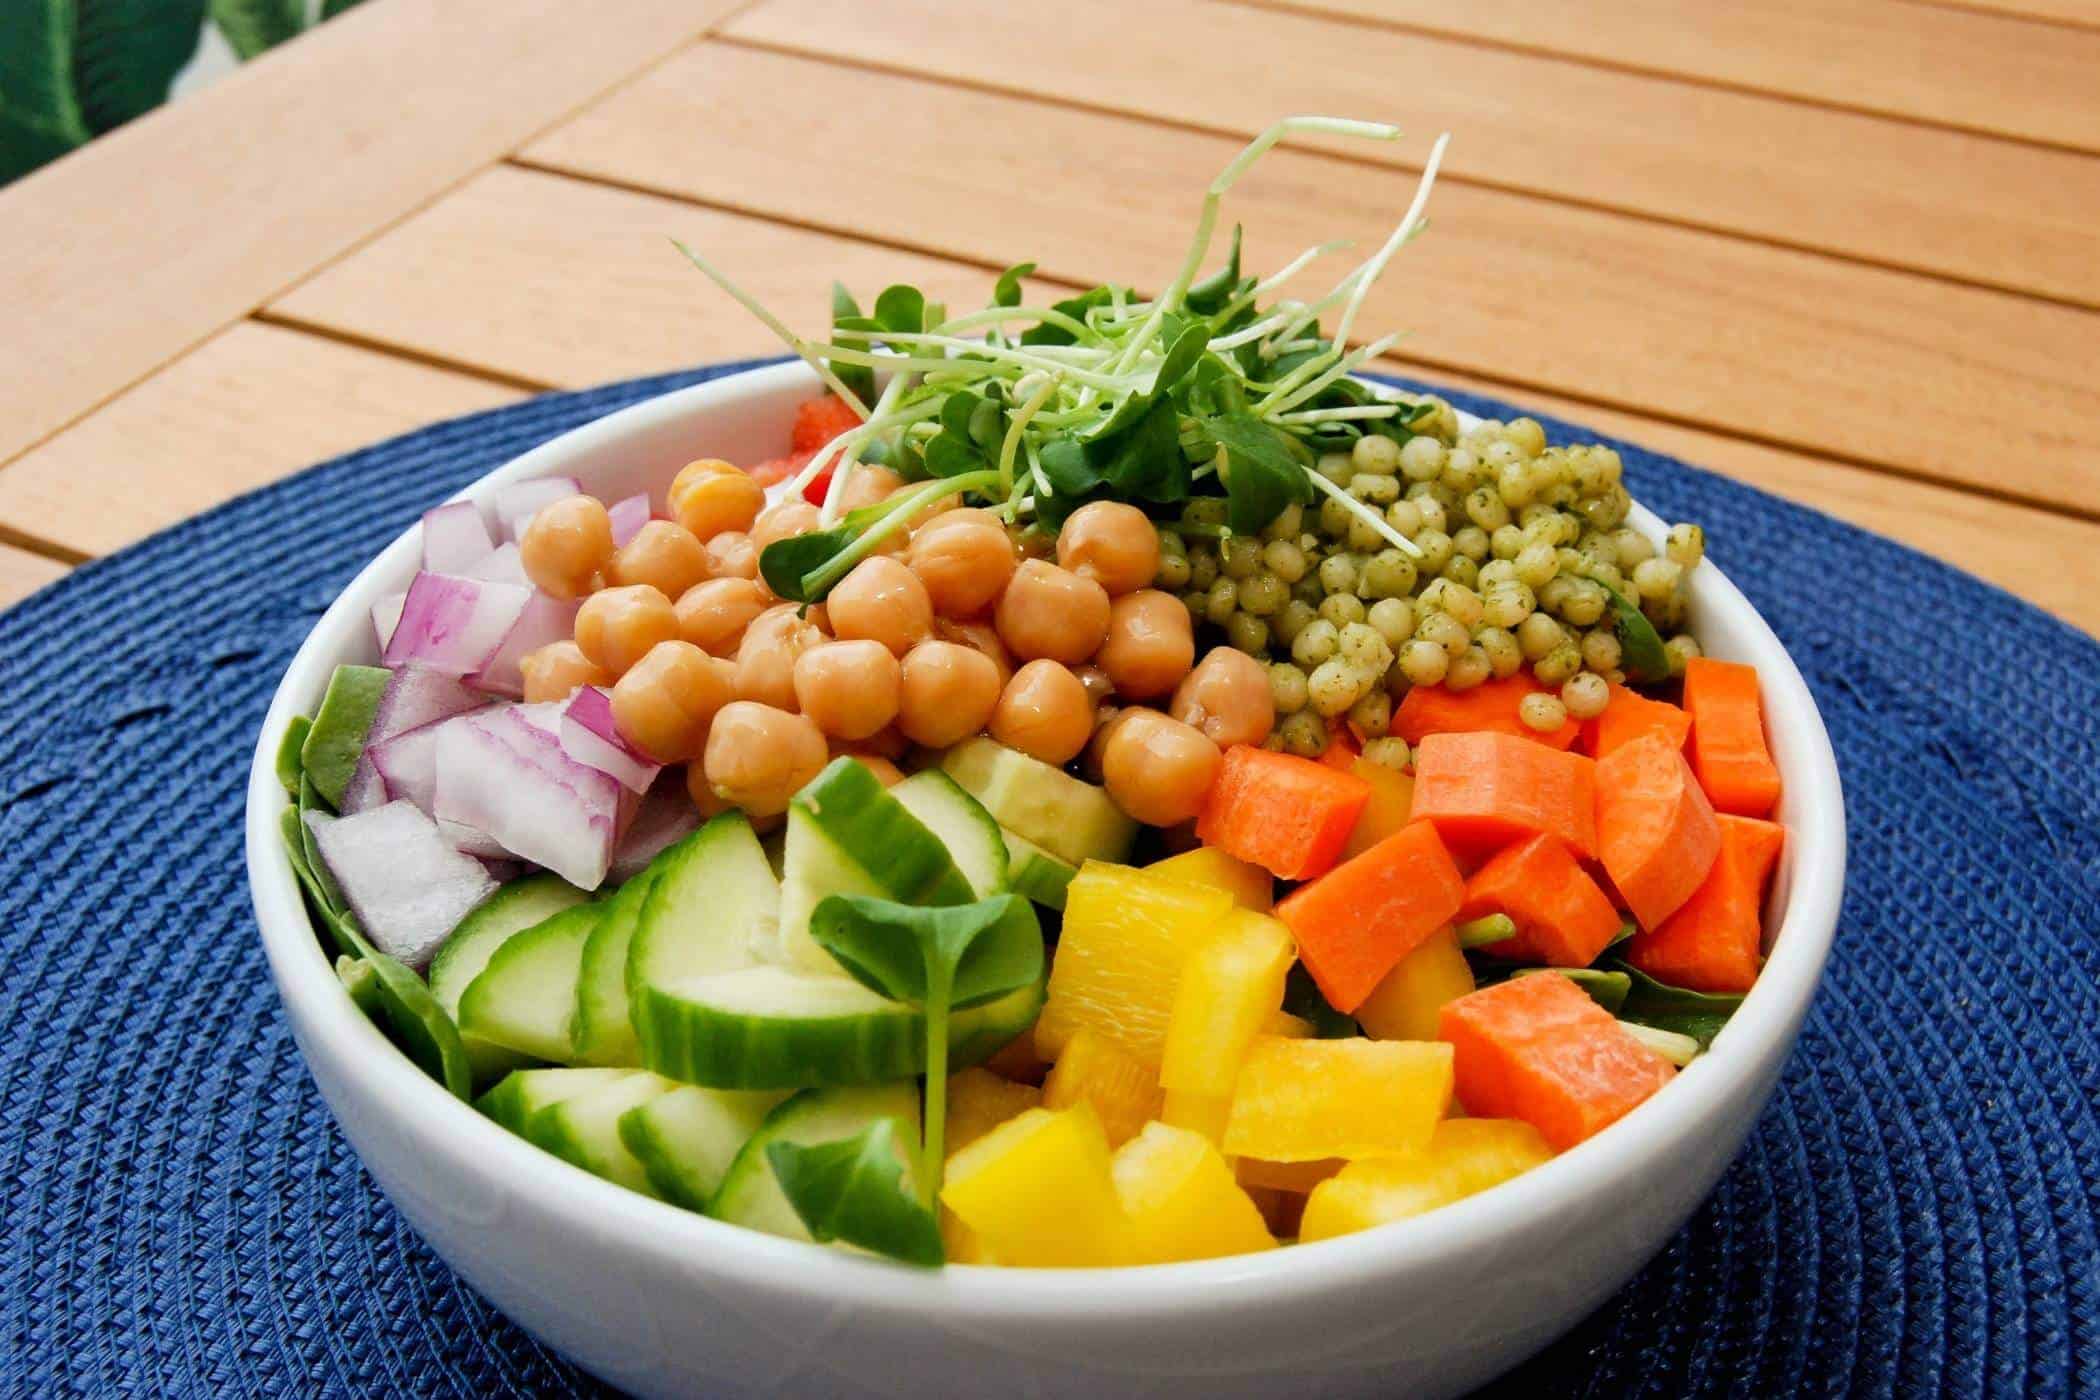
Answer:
244;358;1845;1315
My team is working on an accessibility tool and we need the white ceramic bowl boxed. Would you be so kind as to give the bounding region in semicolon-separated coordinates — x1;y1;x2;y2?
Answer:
245;360;1844;1399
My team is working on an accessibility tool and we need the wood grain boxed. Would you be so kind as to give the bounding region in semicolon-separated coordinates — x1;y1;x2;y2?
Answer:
269;165;1055;390
0;547;69;612
0;0;742;470
1902;0;2100;28
1220;0;2100;151
723;0;2100;310
522;44;2100;515
0;323;521;559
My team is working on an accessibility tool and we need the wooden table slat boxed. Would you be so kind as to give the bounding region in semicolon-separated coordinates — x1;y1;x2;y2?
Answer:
0;546;70;612
520;43;2100;516
1903;0;2100;28
722;0;2100;310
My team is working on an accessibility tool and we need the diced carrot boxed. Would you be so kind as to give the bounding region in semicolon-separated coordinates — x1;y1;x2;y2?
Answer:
746;450;815;489
1438;972;1675;1151
1410;731;1598;862
1582;682;1692;760
1682;658;1782;818
1622;815;1784;993
1319;718;1361;770
1196;747;1372;882
1274;823;1465;1013
1461;834;1624;968
1395;676;1581;750
790;394;864;452
1595;731;1721;930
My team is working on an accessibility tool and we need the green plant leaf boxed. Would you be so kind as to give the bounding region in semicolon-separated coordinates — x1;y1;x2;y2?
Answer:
810;893;1044;1013
320;0;369;17
1592;575;1670;684
210;0;302;61
993;261;1035;308
0;0;93;183
829;284;875;404
766;1118;945;1267
275;715;312;796
873;283;927;336
1200;410;1313;535
1184;224;1244;315
1282;963;1359;1038
1609;960;1745;1047
1021;285;1112;346
758;524;856;603
73;0;206;135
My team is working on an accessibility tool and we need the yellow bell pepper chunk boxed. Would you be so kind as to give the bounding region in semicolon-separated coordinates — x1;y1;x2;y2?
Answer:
1037;863;1235;1065
1265;1010;1315;1039
946;1068;1043;1154
1147;846;1275;912
1222;1037;1453;1162
1355;924;1475;1042
1299;1119;1553;1242
942;1105;1125;1267
1160;909;1295;1099
1340;758;1415;861
1112;1122;1276;1263
1041;1027;1162;1148
1161;1088;1231;1144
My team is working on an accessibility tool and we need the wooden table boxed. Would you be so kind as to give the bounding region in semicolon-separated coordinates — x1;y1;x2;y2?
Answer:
3;0;2097;633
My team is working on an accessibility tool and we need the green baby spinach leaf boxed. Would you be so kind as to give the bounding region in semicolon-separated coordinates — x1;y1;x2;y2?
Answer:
1199;410;1313;536
1591;575;1670;684
1609;960;1745;1048
766;1118;945;1267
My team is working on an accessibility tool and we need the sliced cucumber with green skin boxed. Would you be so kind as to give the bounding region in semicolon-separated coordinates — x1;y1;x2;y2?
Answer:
337;954;385;1018
1003;830;1079;910
571;867;662;1068
524;1069;678;1196
776;757;974;973
430;874;592;1084
299;664;390;808
712;1083;920;1240
941;737;1136;868
629;812;778;1081
618;1084;788;1212
636;964;1044;1090
477;1066;638;1132
277;716;312;797
890;770;1008;897
458;903;601;1063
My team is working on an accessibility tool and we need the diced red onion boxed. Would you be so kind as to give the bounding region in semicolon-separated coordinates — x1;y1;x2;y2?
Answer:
440;816;512;860
610;782;700;881
470;592;580;699
382;572;531;675
367;721;444;817
495;476;583;543
303;802;497;971
371;663;485;741
434;705;623;889
560;686;662;793
608;494;653;548
421;501;496;574
461;542;531;588
341;757;389;815
372;592;407;652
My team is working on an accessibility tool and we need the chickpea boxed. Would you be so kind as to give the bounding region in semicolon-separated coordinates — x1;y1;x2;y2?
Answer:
896;640;1002;748
751;500;822;552
914;506;1005;541
612;641;734;762
793;640;902;741
574;584;678;676
1170;647;1276;749
705;530;759;581
668;459;765;540
1101;708;1221;827
607;520;711;600
995;560;1111;664
828;556;934;656
908;518;1017;619
734;603;826;711
519;494;614;599
1055;502;1159;595
990;660;1094;765
851;724;910;760
676;577;770;656
519;640;611;703
703;702;827;817
1094;589;1195;701
1073;664;1115;706
838;753;905;787
831;465;906;514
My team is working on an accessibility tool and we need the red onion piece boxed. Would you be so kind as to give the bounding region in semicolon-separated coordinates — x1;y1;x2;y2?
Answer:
559;686;662;793
433;705;623;889
303;802;498;970
381;572;531;675
469;591;580;699
366;721;444;817
494;476;583;543
372;663;486;740
420;501;496;574
608;494;653;548
610;782;700;881
461;542;531;588
371;592;407;652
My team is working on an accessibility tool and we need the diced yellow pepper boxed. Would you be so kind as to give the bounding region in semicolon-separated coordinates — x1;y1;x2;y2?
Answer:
946;1068;1044;1154
1221;1037;1453;1162
1354;924;1475;1042
1112;1122;1276;1263
1037;863;1235;1065
1265;1010;1315;1039
1041;1027;1163;1148
1148;846;1274;912
1234;1156;1345;1195
1161;1088;1231;1144
1299;1118;1553;1242
1160;909;1295;1098
1340;758;1415;861
942;1105;1125;1266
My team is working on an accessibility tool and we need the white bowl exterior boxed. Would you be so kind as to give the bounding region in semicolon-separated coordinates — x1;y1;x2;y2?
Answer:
246;362;1844;1399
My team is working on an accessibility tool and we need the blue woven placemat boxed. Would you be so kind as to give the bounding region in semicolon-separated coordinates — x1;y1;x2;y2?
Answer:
2;358;2095;1397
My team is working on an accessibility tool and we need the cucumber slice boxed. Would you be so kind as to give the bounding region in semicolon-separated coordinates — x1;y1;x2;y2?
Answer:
458;903;601;1063
277;716;312;797
712;1084;920;1240
618;1085;788;1212
636;963;1044;1090
572;867;663;1068
300;664;390;808
1003;830;1079;910
430;874;592;1084
628;813;777;1085
524;1070;678;1196
941;738;1136;868
776;757;974;972
890;770;1009;897
336;954;385;1018
478;1066;638;1132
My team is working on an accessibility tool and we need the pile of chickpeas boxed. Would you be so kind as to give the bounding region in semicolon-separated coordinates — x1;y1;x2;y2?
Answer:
511;456;1274;830
1156;400;1706;762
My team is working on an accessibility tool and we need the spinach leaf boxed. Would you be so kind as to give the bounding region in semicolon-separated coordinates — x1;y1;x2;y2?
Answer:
1095;397;1189;505
1184;225;1244;315
993;262;1036;308
767;1118;945;1267
1022;286;1113;346
1592;575;1670;684
1282;963;1359;1038
1198;411;1313;535
1609;960;1745;1048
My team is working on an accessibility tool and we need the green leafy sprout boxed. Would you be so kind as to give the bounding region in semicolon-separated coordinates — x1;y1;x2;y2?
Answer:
673;117;1454;604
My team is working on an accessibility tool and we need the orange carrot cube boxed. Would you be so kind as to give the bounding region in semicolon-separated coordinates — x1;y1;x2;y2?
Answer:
1622;814;1784;993
1462;833;1625;968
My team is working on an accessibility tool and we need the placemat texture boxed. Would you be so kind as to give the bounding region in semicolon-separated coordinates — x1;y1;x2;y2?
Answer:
1;359;2094;1398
